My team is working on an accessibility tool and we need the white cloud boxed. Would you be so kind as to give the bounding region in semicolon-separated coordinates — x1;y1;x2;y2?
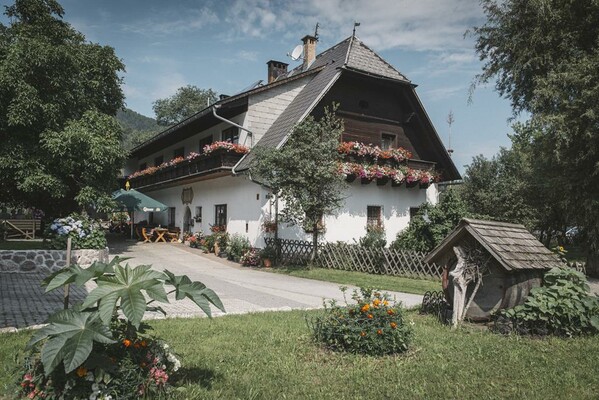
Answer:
422;85;468;101
122;8;219;36
222;0;483;52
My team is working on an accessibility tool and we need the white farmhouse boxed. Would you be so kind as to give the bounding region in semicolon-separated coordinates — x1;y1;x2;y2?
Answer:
124;34;460;246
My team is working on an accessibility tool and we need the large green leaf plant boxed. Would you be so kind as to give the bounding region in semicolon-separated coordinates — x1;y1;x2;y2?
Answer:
29;257;225;376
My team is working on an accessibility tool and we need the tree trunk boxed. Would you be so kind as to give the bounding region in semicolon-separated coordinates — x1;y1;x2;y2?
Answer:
310;222;318;265
586;251;599;278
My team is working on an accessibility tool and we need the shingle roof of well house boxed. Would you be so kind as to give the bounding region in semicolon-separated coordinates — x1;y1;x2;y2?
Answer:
424;219;564;271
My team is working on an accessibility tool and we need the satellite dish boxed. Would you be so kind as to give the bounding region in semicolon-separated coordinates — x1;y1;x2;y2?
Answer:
289;45;303;61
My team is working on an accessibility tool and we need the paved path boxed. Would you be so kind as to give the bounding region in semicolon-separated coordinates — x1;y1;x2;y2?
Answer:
0;241;423;331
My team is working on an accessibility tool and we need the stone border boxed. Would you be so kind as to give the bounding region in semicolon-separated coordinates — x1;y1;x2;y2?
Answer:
0;248;109;274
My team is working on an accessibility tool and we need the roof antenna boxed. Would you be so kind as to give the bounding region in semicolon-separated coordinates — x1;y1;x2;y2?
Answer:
314;22;319;40
446;110;454;156
352;21;360;37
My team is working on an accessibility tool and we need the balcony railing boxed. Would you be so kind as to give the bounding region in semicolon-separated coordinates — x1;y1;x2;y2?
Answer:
128;149;244;189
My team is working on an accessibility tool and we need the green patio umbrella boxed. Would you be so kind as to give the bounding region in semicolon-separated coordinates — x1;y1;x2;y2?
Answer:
112;189;168;239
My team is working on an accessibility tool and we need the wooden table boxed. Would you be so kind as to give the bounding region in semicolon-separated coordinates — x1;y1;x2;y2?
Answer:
153;228;169;243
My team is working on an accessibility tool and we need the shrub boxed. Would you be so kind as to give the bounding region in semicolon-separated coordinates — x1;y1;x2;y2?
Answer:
15;258;224;399
203;234;216;252
226;234;251;261
46;213;107;250
390;188;468;252
308;287;413;356
358;226;387;248
240;248;261;267
188;231;205;249
498;267;599;336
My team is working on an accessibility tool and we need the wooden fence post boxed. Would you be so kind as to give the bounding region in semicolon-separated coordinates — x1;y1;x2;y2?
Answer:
63;237;71;310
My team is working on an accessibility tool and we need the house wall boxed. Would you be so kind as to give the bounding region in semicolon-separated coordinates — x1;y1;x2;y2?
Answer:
134;174;438;247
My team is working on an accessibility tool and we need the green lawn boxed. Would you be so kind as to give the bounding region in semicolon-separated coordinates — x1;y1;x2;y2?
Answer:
2;311;598;399
264;266;441;295
0;240;46;250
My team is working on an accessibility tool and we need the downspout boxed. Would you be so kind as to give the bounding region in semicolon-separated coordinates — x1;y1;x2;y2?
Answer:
212;104;254;176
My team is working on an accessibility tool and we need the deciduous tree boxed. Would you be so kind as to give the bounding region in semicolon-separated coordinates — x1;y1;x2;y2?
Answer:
152;85;218;126
0;0;126;215
472;0;599;274
250;106;346;261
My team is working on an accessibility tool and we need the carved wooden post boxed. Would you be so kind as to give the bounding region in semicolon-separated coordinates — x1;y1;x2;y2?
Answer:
450;246;469;328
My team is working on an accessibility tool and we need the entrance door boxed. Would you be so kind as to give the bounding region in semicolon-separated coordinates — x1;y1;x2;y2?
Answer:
183;206;192;234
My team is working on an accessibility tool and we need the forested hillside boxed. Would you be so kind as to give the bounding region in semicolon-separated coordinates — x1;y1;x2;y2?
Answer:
117;108;161;150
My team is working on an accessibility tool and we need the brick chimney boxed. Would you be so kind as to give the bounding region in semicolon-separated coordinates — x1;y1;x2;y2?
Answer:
266;60;288;84
302;35;317;70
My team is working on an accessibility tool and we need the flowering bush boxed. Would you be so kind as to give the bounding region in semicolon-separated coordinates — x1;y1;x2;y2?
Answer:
308;287;413;356
202;141;249;155
188;231;205;248
17;319;182;400
15;258;224;399
226;234;251;261
240;248;261;267
46;214;106;250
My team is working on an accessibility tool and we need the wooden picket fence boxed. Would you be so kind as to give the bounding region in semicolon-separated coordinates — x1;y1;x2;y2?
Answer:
264;238;442;280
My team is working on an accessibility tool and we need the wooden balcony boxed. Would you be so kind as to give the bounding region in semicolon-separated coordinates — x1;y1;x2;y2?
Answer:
128;149;244;190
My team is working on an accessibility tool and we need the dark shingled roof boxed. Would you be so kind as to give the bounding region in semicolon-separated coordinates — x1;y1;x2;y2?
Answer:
234;35;412;171
424;219;564;271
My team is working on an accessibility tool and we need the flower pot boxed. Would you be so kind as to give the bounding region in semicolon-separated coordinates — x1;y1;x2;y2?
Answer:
361;177;372;185
376;177;389;186
263;258;272;268
391;180;403;187
419;182;431;189
406;181;418;188
345;174;356;183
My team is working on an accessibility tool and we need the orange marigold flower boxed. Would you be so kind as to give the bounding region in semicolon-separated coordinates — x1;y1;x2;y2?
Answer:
367;314;373;319
387;309;395;315
360;331;366;337
383;300;389;306
390;322;397;329
123;339;132;347
75;366;87;377
140;340;147;347
361;304;370;312
373;299;381;307
377;329;383;335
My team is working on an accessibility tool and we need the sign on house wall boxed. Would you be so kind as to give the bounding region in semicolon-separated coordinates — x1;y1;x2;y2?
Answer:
181;187;194;205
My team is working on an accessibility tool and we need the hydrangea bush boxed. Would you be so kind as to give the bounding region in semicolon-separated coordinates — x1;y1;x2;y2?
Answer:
15;258;224;399
308;287;413;356
46;214;106;250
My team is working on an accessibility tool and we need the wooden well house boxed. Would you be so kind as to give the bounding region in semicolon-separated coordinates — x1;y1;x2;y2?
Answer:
424;219;564;321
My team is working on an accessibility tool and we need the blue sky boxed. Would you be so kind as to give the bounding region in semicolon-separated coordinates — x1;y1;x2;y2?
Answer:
2;0;518;173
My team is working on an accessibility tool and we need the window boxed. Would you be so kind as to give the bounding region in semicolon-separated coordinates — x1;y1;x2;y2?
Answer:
221;127;239;144
199;135;213;153
367;206;382;230
173;147;184;158
381;133;396;150
154;155;163;166
168;207;176;227
215;204;227;227
409;207;421;220
195;206;202;223
139;162;147;171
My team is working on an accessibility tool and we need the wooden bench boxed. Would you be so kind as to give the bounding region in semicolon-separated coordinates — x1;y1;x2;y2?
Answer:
167;227;181;242
2;219;41;240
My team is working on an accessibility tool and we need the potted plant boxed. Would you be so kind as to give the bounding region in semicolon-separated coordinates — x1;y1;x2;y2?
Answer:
260;246;277;268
